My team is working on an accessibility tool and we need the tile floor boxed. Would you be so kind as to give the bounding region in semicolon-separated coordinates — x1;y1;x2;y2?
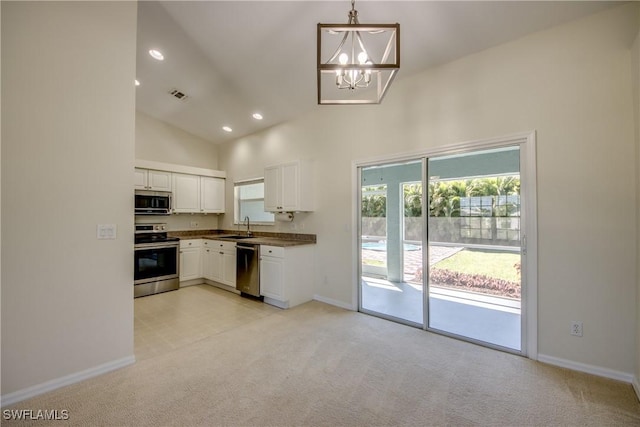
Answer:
134;284;281;360
136;281;521;361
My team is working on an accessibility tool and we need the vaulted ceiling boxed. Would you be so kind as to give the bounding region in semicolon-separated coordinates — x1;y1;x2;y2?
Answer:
135;1;620;144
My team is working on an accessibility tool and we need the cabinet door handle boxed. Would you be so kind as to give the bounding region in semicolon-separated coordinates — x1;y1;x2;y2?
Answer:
219;251;224;255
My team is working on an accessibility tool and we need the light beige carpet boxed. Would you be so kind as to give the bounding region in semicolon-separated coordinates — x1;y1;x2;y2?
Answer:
3;297;640;426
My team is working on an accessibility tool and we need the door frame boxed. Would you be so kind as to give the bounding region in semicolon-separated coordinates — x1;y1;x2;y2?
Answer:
352;131;538;359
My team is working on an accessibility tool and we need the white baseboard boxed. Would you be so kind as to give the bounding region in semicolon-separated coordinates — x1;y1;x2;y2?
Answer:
264;296;288;309
313;294;356;311
203;280;240;294
179;278;205;287
1;355;135;408
538;354;634;384
633;376;640;401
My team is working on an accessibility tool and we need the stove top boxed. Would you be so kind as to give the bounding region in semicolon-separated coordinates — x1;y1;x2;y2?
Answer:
134;223;178;245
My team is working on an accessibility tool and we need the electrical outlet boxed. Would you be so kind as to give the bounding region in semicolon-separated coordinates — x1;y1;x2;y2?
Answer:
190;221;199;228
570;321;583;337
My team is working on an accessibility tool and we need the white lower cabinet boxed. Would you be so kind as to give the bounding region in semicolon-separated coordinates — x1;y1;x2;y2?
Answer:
221;250;237;286
203;240;236;287
260;244;315;309
260;249;284;299
179;239;202;282
202;245;216;281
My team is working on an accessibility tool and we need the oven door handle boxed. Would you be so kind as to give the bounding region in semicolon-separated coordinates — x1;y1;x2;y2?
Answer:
134;242;179;250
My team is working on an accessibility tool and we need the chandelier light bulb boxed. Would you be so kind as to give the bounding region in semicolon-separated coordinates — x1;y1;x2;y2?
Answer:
317;0;399;104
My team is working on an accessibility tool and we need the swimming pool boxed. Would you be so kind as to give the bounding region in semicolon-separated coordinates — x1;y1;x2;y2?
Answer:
362;242;421;251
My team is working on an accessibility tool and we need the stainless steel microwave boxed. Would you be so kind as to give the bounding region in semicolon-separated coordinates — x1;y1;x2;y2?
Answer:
135;190;172;215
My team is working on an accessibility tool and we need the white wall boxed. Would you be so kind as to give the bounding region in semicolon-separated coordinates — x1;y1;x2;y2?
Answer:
135;213;219;232
1;0;3;395
633;20;640;392
136;111;218;169
219;4;639;376
1;1;137;398
136;111;220;231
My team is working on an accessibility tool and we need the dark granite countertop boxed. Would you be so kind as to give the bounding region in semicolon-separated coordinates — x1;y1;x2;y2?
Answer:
167;230;316;247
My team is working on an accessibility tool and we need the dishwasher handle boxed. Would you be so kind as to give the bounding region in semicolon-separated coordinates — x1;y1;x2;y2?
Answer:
237;245;257;252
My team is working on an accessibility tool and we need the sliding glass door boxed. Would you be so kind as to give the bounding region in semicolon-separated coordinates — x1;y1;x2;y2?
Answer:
427;147;522;351
359;160;424;325
358;143;528;354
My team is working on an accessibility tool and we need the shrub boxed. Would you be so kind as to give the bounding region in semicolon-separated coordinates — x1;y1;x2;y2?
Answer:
429;269;520;299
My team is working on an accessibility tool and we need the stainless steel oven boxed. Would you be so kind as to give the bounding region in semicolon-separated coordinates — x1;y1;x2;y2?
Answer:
134;223;179;298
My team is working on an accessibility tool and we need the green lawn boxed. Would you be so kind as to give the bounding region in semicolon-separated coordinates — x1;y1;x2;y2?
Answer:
432;249;520;283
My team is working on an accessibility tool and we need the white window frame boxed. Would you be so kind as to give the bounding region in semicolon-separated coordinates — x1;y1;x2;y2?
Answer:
233;178;275;225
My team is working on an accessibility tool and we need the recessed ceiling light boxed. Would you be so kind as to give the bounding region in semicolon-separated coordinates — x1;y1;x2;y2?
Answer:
135;79;140;86
222;126;233;132
252;113;263;120
149;49;164;61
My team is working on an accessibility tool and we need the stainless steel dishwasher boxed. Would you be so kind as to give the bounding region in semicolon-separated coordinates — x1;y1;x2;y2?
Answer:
236;242;261;298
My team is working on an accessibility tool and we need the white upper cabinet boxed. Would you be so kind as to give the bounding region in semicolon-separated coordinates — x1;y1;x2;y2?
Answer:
134;168;146;189
173;173;225;214
264;160;313;212
135;168;172;191
264;165;281;212
201;176;225;213
173;173;201;213
134;161;226;214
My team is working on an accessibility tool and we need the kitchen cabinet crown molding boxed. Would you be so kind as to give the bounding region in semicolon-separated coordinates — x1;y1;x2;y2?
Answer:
136;159;226;179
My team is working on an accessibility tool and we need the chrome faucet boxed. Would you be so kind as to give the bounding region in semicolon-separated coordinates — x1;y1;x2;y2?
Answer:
244;216;253;237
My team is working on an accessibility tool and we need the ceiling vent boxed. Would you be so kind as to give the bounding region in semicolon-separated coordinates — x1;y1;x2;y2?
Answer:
168;88;189;102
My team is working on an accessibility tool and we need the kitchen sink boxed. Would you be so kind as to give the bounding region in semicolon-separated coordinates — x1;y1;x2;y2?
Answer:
219;235;254;240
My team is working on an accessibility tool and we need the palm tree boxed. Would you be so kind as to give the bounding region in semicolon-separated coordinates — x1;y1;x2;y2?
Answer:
428;177;520;218
404;183;422;217
362;186;386;217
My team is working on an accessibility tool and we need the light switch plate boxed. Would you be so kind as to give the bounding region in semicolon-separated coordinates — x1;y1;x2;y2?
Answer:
97;224;117;239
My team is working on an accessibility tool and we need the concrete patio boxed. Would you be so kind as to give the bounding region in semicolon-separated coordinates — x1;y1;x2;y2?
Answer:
361;245;521;351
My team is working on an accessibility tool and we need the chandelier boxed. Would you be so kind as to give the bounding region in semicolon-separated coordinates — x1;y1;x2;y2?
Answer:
317;0;400;105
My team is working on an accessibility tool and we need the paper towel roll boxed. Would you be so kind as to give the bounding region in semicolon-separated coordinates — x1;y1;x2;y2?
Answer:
275;212;294;222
